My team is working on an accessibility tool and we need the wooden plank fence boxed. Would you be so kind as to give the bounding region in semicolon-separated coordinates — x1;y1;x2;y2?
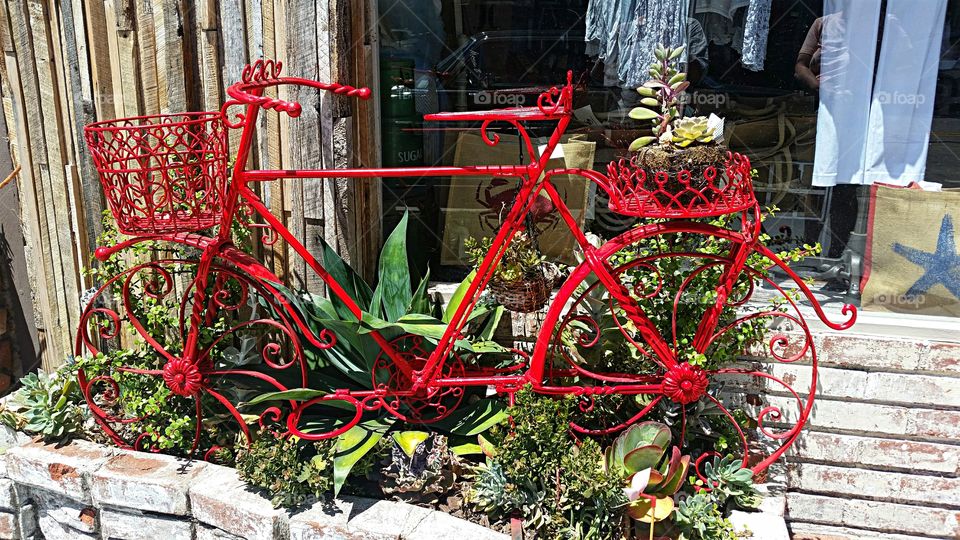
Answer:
0;0;380;370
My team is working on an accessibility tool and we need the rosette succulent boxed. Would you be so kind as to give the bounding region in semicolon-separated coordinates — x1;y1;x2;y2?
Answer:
604;421;690;523
672;116;714;147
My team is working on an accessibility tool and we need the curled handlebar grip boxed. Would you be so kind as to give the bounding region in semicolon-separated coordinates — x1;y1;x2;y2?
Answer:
260;97;303;118
326;82;372;100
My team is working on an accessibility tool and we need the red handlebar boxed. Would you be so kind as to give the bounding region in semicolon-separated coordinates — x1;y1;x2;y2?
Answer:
224;59;371;120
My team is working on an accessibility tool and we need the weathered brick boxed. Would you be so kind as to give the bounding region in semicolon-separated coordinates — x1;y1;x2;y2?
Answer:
18;503;36;539
34;513;95;540
790;522;942;540
766;396;960;442
5;440;115;502
289;496;508;540
189;464;289;540
786;493;959;538
748;332;927;371
788;432;960;475
0;480;14;511
196;524;244;540
99;507;192;540
403;508;510;540
788;463;960;507
766;365;960;408
89;449;207;515
26;488;97;535
0;511;15;540
921;341;960;373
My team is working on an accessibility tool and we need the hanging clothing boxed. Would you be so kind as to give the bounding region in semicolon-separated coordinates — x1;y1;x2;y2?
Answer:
586;0;690;88
862;0;948;185
812;0;948;186
739;0;771;70
693;0;771;70
811;1;883;187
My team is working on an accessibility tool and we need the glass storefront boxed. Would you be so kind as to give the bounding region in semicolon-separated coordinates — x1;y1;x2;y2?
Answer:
376;0;960;319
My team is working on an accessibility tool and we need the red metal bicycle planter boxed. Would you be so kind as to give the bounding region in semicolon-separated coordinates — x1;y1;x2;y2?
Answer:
77;59;855;474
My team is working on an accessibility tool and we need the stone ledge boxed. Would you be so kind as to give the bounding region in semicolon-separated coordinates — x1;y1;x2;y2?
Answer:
89;448;207;515
0;432;796;540
5;440;116;503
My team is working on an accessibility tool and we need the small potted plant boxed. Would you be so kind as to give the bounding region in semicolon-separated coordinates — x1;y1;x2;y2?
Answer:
626;44;726;197
465;232;557;312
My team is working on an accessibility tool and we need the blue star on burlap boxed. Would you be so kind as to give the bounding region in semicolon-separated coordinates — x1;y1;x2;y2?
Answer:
892;215;960;299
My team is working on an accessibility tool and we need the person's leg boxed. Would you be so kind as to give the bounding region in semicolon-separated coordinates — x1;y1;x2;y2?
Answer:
826;183;860;258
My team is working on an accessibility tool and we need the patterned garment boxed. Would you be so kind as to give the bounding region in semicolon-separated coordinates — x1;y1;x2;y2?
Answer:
586;0;690;87
586;0;772;85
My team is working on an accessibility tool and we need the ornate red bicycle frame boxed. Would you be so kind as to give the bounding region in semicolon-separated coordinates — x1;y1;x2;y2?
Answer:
78;59;856;474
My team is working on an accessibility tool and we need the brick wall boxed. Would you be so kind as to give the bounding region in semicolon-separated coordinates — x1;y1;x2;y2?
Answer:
749;331;960;539
0;429;507;540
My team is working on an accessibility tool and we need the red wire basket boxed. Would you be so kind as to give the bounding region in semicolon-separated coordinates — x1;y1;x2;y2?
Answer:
84;112;229;236
603;151;756;218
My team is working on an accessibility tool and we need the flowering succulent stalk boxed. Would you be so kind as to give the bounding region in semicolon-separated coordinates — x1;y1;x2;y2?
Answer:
628;44;689;151
628;44;725;152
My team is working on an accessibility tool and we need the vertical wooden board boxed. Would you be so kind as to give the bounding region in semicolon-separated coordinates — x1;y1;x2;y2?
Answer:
219;0;246;156
353;0;381;280
197;0;221;113
102;0;126;117
9;0;64;364
47;0;87;288
270;0;288;279
83;0;116;119
177;0;201;113
60;0;104;259
28;0;81;360
1;2;50;362
284;0;321;291
113;0;142;118
152;0;186;113
135;0;159;115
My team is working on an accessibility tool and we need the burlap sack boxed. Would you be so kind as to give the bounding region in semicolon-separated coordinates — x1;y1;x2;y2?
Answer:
861;184;960;316
440;132;595;266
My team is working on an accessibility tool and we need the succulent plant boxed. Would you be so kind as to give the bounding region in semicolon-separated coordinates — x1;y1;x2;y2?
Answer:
628;44;724;151
701;455;761;509
674;491;738;540
604;421;690;523
3;367;86;442
672;116;714;147
380;431;460;506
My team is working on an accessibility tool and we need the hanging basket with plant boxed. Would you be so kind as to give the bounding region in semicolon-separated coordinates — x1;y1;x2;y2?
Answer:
465;232;558;313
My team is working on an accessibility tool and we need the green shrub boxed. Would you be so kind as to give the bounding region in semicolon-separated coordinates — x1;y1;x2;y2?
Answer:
235;430;335;508
468;388;627;539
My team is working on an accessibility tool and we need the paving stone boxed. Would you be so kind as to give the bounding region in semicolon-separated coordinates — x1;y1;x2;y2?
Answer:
189;464;289;540
729;508;789;540
89;449;207;515
99;507;193;540
5;440;115;502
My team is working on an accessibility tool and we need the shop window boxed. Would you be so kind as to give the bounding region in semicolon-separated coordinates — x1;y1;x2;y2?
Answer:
377;0;960;319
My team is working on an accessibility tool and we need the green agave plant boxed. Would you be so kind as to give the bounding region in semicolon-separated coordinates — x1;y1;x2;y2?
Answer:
247;212;509;497
604;421;690;523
